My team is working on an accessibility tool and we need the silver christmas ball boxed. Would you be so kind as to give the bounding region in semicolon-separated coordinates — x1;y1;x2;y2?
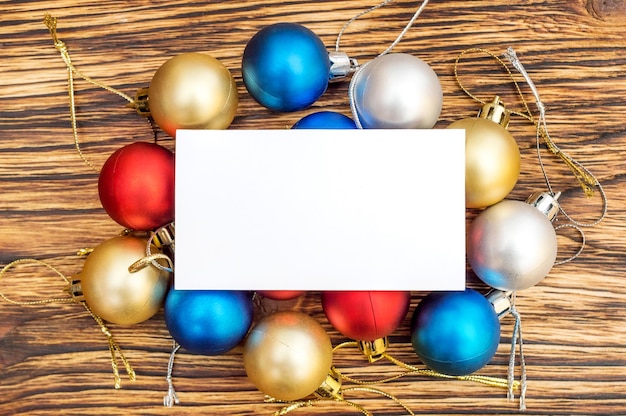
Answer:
352;53;442;129
467;199;558;291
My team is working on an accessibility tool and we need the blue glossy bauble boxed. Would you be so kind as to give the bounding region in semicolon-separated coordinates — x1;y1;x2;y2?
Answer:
410;289;500;376
242;23;330;112
164;289;254;355
292;111;357;129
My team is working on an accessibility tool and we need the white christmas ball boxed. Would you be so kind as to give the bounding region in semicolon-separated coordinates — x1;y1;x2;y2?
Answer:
352;53;442;129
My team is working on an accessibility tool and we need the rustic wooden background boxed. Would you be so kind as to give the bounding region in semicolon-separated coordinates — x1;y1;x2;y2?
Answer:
1;0;625;414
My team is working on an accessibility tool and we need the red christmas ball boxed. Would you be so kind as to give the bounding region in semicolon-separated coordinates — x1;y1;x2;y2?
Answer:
258;290;305;300
321;290;411;341
98;142;175;231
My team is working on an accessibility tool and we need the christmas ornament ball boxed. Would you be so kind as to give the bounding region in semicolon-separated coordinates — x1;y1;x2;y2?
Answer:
243;310;332;401
242;22;330;112
98;141;174;231
292;111;357;129
164;289;254;355
79;235;171;326
257;290;305;300
148;52;238;137
322;290;411;341
352;53;442;129
410;289;500;376
448;116;520;208
467;199;558;291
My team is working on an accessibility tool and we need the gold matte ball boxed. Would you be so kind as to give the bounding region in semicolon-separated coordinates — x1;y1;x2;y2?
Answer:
148;52;238;137
448;117;520;208
243;310;332;401
79;235;171;325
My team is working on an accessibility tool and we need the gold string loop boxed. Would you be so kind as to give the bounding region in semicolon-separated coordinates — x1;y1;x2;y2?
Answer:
128;253;173;274
43;14;156;172
0;257;135;388
268;399;320;416
343;386;414;415
332;341;519;390
0;258;75;305
266;392;400;416
453;47;603;202
265;362;415;415
82;302;137;388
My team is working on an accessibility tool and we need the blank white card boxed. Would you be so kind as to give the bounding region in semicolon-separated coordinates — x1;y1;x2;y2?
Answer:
175;129;465;291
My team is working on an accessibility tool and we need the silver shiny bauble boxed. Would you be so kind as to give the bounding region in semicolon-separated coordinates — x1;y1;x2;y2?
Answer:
467;198;558;291
352;53;442;129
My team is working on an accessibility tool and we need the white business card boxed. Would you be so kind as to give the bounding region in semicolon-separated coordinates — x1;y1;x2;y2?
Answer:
174;129;465;291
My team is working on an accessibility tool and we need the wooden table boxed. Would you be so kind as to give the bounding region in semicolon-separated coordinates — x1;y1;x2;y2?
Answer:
1;1;625;414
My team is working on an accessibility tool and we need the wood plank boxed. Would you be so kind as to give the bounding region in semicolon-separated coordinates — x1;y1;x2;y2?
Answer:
1;0;625;414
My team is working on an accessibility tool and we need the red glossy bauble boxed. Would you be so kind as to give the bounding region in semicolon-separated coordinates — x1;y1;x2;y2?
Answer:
98;142;175;231
321;291;411;341
257;290;305;300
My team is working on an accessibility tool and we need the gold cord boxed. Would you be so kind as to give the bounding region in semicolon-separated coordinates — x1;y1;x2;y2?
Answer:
127;253;173;273
270;399;320;415
342;386;415;415
453;47;600;198
0;258;135;388
43;14;155;171
81;302;137;388
332;341;519;390
0;258;76;305
267;394;392;415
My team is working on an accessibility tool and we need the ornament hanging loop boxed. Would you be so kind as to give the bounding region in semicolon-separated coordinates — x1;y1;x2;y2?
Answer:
332;341;519;390
0;257;135;388
335;0;431;58
502;47;603;200
163;341;181;407
43;14;158;172
454;47;607;229
0;258;76;306
128;253;173;274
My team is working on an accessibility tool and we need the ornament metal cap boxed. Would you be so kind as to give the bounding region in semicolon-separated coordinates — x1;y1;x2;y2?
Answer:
526;191;561;221
314;368;343;400
153;222;175;249
478;96;510;128
357;337;390;363
486;289;513;320
65;276;85;302
328;51;359;82
129;87;151;117
152;222;175;261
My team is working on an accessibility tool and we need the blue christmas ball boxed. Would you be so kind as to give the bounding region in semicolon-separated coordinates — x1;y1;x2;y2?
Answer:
410;288;500;376
242;22;330;112
292;111;357;129
164;289;254;355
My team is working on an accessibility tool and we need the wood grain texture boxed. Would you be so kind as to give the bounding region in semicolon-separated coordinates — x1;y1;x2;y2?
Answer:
1;0;625;414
